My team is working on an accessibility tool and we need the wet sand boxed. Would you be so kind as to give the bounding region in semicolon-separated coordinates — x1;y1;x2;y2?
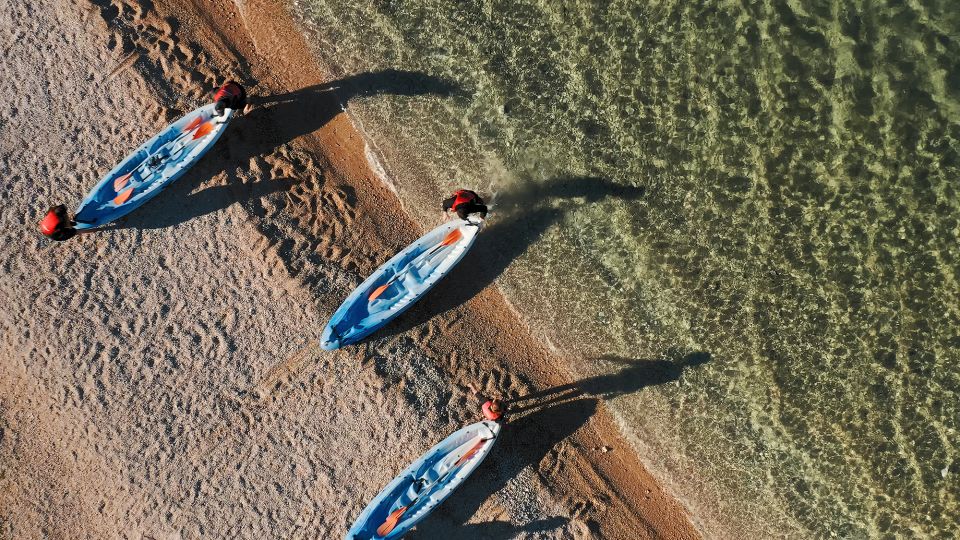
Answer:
0;0;699;537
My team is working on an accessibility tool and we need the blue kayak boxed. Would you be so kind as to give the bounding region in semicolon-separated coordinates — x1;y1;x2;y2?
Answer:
346;420;500;540
73;103;235;230
321;216;484;349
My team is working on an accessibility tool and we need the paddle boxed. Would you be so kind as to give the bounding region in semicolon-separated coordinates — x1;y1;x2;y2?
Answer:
375;436;490;537
368;228;464;302
112;110;224;196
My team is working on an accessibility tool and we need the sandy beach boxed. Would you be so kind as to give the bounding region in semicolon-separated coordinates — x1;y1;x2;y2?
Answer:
0;0;699;538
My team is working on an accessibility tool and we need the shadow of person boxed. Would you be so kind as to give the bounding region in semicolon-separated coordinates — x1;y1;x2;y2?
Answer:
112;69;460;230
254;69;462;107
508;352;711;414
379;176;646;338
407;398;598;540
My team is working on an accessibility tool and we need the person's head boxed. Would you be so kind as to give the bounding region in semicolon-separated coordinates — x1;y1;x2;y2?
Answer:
38;205;77;241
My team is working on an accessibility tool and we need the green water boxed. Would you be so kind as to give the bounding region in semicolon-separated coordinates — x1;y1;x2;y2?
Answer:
292;0;960;536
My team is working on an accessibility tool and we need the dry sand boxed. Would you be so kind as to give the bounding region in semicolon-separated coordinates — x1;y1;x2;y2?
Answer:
0;0;699;538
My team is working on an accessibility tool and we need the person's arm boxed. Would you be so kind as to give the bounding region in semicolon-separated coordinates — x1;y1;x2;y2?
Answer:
442;195;456;212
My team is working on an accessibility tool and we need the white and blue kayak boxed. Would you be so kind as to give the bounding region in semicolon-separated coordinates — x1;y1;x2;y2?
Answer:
321;215;484;350
346;420;500;540
72;103;235;230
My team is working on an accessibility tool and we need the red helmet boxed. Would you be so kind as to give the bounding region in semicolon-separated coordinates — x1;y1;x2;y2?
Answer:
39;205;77;241
39;206;64;236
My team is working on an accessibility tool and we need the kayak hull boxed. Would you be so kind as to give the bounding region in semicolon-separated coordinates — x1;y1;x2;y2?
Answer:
73;104;234;230
345;420;500;540
321;216;483;349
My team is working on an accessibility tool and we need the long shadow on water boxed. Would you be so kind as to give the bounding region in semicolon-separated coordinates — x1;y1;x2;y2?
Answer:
117;70;459;229
507;351;711;413
380;176;646;338
407;352;710;539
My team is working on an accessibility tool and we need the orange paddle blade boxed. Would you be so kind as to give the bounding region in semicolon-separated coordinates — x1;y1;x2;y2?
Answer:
440;228;462;247
113;187;134;205
183;116;204;133
368;283;390;301
192;120;215;140
454;439;487;467
113;172;132;192
376;505;408;537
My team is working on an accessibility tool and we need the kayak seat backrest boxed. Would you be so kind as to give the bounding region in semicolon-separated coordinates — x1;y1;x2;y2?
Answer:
402;267;424;291
403;482;421;502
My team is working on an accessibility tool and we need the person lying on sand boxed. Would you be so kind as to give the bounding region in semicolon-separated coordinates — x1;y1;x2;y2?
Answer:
442;189;488;220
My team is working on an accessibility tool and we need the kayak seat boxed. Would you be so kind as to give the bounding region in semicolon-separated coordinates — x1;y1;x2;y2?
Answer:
401;268;424;290
404;481;422;501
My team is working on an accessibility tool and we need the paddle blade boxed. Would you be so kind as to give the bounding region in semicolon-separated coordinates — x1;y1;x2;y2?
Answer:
376;505;408;537
453;438;487;467
183;116;203;133
368;283;390;301
440;228;462;247
113;172;132;192
113;187;134;205
192;120;215;140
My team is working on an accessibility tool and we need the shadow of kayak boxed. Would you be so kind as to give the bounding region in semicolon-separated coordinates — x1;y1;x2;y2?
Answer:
407;398;598;540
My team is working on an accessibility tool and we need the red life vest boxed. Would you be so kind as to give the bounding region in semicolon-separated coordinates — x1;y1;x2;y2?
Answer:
451;189;477;211
214;82;242;103
482;399;503;421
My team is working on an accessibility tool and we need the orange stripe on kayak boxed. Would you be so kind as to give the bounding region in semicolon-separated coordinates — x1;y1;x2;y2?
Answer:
183;116;203;133
192;120;215;140
368;283;390;301
440;228;462;247
113;187;134;205
113;172;132;192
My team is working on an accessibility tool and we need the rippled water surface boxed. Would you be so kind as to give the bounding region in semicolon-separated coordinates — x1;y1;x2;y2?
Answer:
293;0;959;536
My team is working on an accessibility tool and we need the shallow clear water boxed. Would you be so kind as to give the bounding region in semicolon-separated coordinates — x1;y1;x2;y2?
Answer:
293;0;959;536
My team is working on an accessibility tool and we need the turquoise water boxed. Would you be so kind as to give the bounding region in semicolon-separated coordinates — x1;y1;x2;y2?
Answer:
293;0;959;536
